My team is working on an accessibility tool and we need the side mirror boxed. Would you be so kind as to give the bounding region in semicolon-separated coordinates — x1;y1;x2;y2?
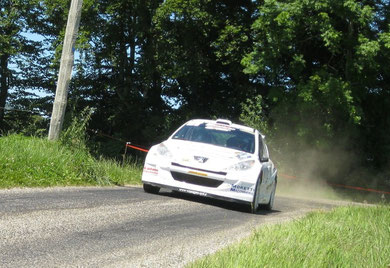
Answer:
260;156;269;163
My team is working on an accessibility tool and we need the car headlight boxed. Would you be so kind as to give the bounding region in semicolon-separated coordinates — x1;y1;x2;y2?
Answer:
229;160;255;171
156;143;172;158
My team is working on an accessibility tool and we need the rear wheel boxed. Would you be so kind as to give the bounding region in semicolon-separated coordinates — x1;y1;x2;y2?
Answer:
143;183;160;194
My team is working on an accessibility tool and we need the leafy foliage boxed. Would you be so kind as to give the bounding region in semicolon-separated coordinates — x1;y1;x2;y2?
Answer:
242;0;390;179
60;106;93;150
239;95;269;135
1;0;390;188
153;0;257;120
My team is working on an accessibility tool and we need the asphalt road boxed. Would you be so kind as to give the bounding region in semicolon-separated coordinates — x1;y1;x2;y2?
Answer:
0;186;342;267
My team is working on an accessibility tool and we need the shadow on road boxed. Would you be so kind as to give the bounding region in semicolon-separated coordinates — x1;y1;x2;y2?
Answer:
157;190;281;215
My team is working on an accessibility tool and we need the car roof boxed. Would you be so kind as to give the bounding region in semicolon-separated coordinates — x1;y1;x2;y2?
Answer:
185;119;261;135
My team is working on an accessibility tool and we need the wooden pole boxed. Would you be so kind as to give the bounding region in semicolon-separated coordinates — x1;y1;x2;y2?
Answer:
48;0;83;140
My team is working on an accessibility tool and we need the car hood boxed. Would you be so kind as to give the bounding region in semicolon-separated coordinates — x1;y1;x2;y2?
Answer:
164;139;255;171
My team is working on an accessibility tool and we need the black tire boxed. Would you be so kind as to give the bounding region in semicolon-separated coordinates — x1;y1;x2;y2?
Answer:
251;175;262;214
262;180;276;211
143;183;160;194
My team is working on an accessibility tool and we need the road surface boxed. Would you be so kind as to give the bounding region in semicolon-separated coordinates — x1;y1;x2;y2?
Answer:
0;186;344;267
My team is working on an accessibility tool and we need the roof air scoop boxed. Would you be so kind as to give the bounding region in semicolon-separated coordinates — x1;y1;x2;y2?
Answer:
215;119;232;126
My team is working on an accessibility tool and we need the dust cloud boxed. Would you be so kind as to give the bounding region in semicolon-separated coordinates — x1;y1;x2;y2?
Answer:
268;134;385;202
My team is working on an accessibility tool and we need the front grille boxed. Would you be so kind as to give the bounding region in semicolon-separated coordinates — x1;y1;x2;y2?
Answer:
171;171;223;188
171;162;227;176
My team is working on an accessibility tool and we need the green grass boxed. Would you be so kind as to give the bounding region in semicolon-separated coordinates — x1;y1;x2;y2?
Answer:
188;205;390;268
0;134;142;188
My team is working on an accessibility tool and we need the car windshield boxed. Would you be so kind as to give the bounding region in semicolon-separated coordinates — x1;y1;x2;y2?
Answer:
172;123;255;153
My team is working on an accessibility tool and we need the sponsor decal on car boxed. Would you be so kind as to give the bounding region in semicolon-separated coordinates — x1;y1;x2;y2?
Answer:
235;152;252;160
230;184;254;194
181;157;190;162
178;188;208;196
205;122;235;132
143;167;158;175
188;170;208;177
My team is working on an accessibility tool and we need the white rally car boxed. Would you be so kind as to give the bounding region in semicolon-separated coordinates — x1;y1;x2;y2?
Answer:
142;119;277;213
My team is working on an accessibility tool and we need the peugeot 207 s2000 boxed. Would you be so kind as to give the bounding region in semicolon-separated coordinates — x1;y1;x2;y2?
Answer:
142;119;277;213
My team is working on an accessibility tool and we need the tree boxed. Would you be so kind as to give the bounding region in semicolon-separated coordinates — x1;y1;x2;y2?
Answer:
0;0;48;132
0;0;25;130
153;0;257;121
242;0;390;177
60;0;168;150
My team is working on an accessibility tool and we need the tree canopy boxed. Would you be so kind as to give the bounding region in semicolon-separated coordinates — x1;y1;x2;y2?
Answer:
1;0;389;186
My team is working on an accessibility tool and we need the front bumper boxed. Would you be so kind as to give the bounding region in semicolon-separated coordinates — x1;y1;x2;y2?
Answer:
142;162;257;204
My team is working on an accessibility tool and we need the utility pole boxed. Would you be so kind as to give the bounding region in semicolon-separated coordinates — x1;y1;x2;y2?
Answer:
48;0;83;141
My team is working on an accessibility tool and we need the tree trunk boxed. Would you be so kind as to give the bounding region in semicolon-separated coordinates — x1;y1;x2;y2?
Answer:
0;54;10;131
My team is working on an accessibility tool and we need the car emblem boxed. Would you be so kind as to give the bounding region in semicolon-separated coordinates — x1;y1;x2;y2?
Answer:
194;156;208;163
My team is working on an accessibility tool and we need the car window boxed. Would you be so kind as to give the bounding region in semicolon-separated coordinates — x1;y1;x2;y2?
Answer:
172;124;255;153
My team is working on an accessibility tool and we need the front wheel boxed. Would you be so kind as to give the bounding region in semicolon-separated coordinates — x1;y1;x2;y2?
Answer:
143;183;160;194
251;176;262;214
262;180;276;211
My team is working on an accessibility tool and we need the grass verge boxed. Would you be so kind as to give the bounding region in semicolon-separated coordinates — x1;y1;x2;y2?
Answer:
0;134;142;188
188;205;390;268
